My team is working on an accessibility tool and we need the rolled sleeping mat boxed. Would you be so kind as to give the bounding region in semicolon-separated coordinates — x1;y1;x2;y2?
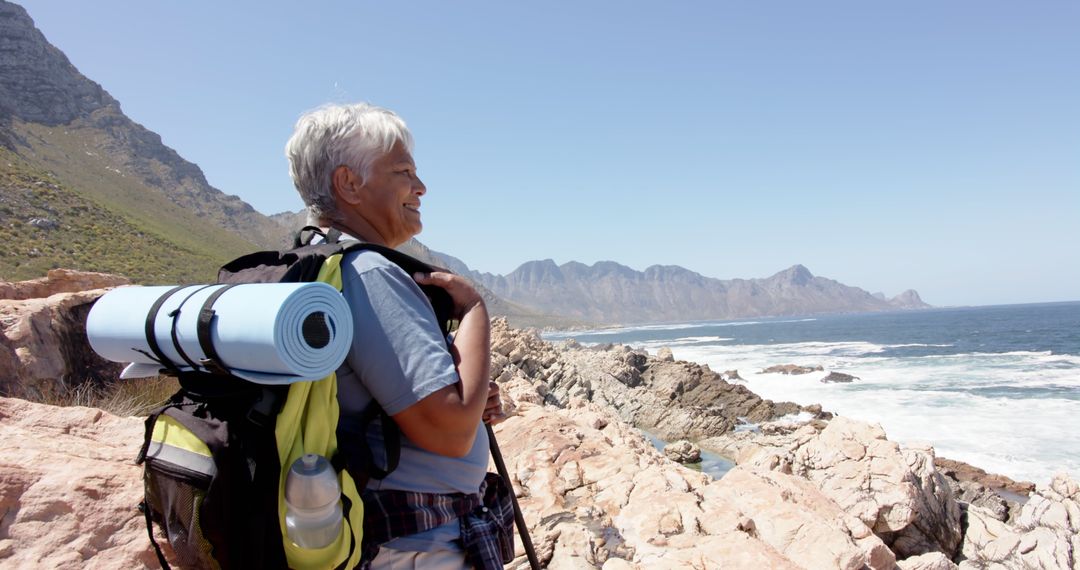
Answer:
86;282;353;385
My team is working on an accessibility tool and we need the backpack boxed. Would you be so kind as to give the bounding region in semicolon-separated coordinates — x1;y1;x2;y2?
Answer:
135;228;453;570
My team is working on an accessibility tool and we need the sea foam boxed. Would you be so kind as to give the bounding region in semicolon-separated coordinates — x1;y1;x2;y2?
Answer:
660;339;1080;483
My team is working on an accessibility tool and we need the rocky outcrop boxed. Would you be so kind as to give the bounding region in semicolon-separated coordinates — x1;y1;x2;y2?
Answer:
821;371;860;383
0;270;125;396
706;417;963;560
0;2;114;127
701;416;1080;569
0;1;285;248
761;364;824;375
958;474;1079;569
489;318;804;442
936;457;1035;497
0;268;128;301
482;387;899;570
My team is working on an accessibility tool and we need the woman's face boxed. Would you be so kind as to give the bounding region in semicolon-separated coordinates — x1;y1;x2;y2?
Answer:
347;141;426;247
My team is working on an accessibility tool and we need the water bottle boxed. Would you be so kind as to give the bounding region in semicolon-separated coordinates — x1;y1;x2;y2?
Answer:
284;453;343;549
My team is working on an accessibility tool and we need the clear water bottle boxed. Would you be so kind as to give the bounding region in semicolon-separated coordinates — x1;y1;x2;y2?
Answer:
284;453;343;549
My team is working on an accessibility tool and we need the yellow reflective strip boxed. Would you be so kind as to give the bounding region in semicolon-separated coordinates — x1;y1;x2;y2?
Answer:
145;441;217;477
151;415;212;458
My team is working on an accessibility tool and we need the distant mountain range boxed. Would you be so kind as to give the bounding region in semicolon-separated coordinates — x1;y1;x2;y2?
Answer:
468;261;927;324
0;0;929;326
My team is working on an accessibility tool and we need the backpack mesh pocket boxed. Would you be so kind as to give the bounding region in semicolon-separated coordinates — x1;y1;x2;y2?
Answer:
144;450;218;569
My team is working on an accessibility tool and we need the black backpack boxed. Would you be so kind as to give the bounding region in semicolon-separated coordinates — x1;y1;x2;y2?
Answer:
135;228;453;570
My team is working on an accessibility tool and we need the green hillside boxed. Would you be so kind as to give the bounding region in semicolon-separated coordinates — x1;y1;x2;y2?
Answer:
0;146;248;284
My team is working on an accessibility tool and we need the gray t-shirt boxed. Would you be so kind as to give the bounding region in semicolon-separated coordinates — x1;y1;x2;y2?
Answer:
335;249;489;552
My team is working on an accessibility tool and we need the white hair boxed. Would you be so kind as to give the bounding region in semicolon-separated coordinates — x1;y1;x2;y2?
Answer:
284;102;414;224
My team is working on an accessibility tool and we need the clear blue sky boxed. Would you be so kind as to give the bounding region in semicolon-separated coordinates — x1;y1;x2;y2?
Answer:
18;1;1080;307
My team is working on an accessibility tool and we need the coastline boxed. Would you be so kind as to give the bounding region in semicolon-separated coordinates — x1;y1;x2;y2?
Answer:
540;305;1080;485
486;319;1080;568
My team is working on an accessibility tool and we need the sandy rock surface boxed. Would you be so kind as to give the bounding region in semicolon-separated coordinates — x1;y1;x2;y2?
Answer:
0;397;157;569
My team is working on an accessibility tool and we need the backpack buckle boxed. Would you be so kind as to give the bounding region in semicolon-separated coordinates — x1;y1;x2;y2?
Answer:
198;358;231;376
247;387;282;428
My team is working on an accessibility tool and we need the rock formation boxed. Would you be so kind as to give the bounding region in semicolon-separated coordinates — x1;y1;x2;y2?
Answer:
821;371;860;383
492;400;897;569
701;420;960;559
959;474;1079;569
489;318;804;441
663;440;701;464
761;363;824;375
0;270;126;396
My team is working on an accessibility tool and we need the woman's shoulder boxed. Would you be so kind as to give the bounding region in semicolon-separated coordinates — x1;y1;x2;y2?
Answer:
343;247;400;270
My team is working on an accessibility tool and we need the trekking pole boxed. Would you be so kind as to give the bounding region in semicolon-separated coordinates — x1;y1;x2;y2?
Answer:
487;424;541;570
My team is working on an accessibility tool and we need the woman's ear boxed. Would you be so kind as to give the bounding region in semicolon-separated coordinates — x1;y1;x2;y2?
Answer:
331;165;363;205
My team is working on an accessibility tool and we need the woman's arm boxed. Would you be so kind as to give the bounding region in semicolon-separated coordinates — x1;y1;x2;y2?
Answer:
390;272;492;457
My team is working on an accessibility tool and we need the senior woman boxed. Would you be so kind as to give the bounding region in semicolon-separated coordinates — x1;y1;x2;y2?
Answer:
285;103;507;570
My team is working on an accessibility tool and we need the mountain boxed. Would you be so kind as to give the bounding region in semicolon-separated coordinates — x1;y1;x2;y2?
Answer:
0;1;290;283
467;261;929;324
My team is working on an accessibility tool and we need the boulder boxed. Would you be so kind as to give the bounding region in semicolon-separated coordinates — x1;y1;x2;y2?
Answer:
721;369;744;382
897;552;958;570
663;440;701;464
761;364;824;375
821;371;859;383
655;347;674;362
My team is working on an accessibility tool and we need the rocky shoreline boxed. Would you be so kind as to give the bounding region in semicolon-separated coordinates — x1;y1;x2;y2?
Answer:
486;320;1078;569
1;273;1077;568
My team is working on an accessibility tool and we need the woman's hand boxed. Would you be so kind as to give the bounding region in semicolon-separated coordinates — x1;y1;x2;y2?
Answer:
414;271;484;319
482;381;506;425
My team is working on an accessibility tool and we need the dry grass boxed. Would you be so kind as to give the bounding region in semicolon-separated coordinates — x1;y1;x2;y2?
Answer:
22;375;179;417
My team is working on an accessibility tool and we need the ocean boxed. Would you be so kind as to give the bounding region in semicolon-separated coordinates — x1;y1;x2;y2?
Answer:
544;301;1080;484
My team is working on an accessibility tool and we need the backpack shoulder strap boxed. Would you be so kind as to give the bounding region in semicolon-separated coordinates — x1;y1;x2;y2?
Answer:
334;241;457;338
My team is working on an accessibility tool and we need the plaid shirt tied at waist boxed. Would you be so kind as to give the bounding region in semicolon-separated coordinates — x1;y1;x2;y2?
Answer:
359;472;515;570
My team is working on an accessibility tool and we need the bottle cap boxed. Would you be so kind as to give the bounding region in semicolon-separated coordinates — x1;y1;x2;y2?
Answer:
285;453;340;510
